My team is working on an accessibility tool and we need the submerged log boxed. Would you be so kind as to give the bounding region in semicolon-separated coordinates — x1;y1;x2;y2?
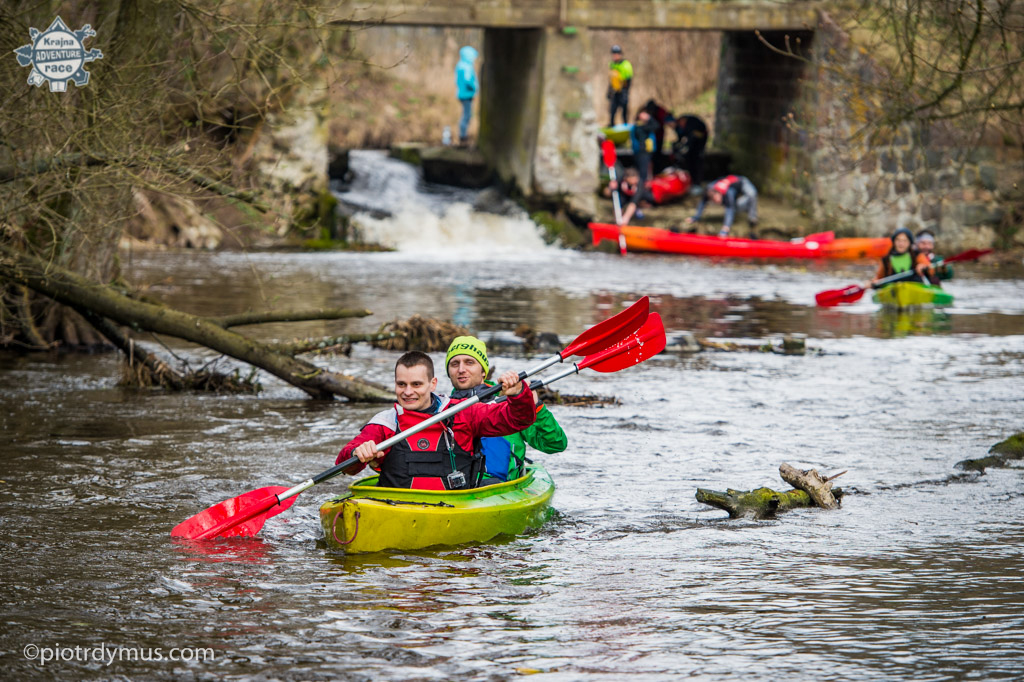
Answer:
696;486;846;519
697;335;808;355
697;462;846;519
0;245;392;401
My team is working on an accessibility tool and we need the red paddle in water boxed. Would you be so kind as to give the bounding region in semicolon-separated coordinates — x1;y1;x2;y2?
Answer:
172;297;658;540
815;248;992;307
601;138;628;256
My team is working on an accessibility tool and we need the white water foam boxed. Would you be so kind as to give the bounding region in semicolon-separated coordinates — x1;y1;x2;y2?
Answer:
335;150;553;259
353;201;550;258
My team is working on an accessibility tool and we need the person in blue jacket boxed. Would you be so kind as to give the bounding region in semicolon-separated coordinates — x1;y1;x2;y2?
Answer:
455;46;479;144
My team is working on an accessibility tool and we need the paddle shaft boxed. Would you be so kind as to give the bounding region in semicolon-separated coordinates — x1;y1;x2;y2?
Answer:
608;164;623;225
272;358;572;505
277;350;612;504
824;252;966;304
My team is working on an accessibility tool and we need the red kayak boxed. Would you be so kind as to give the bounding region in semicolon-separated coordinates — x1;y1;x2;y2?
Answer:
589;223;890;260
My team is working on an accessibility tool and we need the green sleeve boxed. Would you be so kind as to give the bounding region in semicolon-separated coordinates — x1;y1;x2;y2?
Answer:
503;406;567;479
622;60;634;81
520;405;567;454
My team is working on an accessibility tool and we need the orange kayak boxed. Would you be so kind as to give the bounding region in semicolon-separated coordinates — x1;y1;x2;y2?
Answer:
589;223;889;260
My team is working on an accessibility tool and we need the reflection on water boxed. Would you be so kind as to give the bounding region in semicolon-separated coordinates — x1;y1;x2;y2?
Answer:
2;248;1024;679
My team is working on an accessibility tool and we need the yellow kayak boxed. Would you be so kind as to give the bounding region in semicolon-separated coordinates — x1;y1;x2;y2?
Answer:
872;282;954;308
319;465;555;554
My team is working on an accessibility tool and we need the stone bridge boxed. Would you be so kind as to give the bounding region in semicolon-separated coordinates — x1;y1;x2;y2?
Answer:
327;2;823;212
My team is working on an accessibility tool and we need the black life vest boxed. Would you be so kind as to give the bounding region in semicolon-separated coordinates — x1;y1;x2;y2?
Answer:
377;405;481;490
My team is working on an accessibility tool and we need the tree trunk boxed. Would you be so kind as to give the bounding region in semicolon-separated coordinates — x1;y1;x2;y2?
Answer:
0;245;392;401
696;486;839;519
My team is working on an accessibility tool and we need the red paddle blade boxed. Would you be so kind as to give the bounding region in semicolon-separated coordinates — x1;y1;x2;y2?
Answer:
815;285;866;307
601;138;617;168
562;296;649;358
171;486;298;540
578;313;666;373
942;248;992;264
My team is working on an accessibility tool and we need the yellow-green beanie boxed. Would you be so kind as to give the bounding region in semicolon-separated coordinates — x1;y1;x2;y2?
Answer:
445;335;489;375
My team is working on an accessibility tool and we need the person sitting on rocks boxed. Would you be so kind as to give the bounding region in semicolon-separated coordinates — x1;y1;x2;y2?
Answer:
616;167;692;227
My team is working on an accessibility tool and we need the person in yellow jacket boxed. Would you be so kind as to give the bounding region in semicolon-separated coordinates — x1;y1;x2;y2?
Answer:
607;45;633;126
446;336;567;482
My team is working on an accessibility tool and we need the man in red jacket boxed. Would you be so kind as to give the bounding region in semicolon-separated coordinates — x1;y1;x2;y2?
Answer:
337;350;536;490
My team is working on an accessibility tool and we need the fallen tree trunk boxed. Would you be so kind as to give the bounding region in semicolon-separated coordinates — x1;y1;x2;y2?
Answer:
695;487;844;519
0;244;392;401
696;463;846;519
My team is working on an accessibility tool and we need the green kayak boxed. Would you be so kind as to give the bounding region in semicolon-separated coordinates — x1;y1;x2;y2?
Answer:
599;124;631;145
872;282;954;308
320;464;555;554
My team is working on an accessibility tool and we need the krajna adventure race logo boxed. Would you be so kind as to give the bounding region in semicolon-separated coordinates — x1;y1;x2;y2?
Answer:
13;16;103;92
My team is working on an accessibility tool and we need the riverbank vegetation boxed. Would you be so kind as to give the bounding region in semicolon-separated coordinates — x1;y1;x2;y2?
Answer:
1;0;343;350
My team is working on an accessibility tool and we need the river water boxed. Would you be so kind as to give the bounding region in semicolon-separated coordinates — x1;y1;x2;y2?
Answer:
3;153;1024;680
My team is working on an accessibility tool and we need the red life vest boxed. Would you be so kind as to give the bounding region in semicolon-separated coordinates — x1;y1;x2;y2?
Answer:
712;175;739;195
377;404;480;490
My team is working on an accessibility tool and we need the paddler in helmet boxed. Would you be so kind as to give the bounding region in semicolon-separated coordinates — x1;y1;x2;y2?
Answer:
338;351;536;490
445;336;567;483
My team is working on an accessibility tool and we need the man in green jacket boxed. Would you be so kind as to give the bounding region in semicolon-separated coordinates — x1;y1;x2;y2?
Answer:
607;45;633;126
445;335;567;482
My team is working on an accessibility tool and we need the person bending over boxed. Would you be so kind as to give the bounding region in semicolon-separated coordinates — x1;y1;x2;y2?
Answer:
685;175;759;238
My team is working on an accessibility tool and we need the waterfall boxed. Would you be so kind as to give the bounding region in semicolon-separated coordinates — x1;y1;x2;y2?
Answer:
333;150;550;258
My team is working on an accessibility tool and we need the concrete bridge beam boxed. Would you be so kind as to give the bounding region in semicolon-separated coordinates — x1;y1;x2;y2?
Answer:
325;1;821;31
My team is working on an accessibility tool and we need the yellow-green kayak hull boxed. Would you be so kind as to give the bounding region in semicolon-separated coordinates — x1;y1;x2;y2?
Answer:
872;282;954;308
319;465;555;554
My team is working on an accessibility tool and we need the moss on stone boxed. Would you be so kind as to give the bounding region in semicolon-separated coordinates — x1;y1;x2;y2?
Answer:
989;432;1024;459
530;210;586;248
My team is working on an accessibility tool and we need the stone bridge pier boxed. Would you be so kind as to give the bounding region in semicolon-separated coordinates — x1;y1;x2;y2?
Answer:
478;27;598;211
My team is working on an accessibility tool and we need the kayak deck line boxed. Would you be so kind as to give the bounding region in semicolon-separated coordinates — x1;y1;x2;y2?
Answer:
320;465;556;554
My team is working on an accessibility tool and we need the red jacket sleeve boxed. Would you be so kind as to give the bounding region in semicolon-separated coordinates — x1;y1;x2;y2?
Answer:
457;385;537;449
336;422;391;474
